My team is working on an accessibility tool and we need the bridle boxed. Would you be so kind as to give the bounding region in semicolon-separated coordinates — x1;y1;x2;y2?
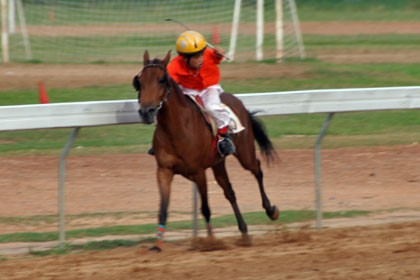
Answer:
138;63;171;111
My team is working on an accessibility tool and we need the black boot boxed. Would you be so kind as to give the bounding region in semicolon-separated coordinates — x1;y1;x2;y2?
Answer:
217;135;236;156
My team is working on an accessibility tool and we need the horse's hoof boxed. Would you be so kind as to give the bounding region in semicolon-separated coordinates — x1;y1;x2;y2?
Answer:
148;245;162;253
268;205;280;221
236;234;252;247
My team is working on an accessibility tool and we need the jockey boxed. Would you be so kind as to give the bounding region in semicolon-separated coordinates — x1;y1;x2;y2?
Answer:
167;30;235;156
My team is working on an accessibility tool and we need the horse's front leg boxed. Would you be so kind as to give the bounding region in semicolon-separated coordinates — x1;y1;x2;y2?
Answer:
150;167;174;252
192;171;213;237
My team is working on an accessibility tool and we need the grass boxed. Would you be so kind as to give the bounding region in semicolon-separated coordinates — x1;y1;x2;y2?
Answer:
304;34;420;48
23;0;238;25
1;110;420;155
28;239;153;256
0;209;375;257
21;0;420;24
0;209;370;244
226;64;420;93
9;1;420;63
2;59;420;155
0;211;158;226
296;0;420;21
27;239;145;256
3;61;420;105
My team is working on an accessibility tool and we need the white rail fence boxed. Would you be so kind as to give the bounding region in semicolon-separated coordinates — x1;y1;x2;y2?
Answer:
2;86;420;246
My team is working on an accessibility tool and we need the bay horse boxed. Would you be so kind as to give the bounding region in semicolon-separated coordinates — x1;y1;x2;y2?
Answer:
133;50;279;252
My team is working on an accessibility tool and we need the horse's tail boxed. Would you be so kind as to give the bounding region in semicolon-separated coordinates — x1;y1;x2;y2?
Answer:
248;111;278;164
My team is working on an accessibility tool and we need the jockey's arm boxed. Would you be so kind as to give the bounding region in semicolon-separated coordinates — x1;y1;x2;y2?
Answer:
212;46;225;60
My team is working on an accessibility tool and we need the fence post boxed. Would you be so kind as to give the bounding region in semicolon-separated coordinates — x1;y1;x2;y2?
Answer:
1;0;10;63
314;113;334;229
256;0;264;61
58;127;80;248
192;183;199;238
227;0;241;61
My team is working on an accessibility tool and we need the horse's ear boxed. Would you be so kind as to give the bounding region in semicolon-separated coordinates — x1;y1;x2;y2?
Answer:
162;50;171;67
143;50;150;66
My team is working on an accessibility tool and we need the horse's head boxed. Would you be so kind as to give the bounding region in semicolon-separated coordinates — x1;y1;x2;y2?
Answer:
133;50;171;124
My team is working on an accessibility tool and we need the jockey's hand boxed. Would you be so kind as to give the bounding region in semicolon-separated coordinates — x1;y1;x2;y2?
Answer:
213;46;225;59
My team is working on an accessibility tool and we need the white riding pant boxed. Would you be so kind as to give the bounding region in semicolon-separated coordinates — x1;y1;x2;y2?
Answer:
179;84;230;129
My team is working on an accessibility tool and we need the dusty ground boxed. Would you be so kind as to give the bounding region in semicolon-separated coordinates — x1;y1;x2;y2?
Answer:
1;145;420;232
0;221;419;280
1;21;420;279
0;145;420;279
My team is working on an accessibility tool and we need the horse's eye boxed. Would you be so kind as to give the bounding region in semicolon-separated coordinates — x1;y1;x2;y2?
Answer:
159;77;166;84
132;75;141;91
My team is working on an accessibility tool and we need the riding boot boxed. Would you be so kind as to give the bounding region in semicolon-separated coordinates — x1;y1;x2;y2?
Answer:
217;127;236;156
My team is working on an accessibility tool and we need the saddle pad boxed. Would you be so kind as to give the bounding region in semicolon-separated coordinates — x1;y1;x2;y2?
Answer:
186;94;245;135
221;103;245;134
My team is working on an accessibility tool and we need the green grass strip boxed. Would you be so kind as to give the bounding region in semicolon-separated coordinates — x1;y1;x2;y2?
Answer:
0;210;369;244
28;238;156;257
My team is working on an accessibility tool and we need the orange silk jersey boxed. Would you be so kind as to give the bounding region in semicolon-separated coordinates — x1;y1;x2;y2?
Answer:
167;48;223;91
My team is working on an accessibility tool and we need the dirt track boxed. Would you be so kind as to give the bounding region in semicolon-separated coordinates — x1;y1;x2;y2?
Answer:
1;144;420;280
0;221;419;279
1;145;420;231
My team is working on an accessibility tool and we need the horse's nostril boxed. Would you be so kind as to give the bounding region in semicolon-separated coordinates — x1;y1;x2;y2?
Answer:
139;107;155;115
138;109;146;118
138;106;157;124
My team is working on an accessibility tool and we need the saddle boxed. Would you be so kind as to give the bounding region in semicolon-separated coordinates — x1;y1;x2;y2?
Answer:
186;94;245;136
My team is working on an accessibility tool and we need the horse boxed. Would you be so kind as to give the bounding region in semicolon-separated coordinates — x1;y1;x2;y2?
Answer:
133;50;279;252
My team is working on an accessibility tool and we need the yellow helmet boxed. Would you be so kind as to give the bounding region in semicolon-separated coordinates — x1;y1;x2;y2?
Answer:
176;31;207;56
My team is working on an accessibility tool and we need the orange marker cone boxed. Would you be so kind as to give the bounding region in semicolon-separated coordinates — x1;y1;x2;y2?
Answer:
212;26;220;45
38;81;50;104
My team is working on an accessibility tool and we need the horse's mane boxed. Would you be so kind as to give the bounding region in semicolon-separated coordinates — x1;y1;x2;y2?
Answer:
148;58;181;94
168;76;196;108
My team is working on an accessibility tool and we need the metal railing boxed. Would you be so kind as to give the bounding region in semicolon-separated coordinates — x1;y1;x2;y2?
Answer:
2;86;420;246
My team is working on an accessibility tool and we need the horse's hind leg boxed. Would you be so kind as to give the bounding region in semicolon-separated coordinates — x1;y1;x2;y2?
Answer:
211;161;249;242
236;152;279;221
255;159;279;220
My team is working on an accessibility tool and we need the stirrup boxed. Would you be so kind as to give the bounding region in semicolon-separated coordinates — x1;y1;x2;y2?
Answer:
217;137;236;156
